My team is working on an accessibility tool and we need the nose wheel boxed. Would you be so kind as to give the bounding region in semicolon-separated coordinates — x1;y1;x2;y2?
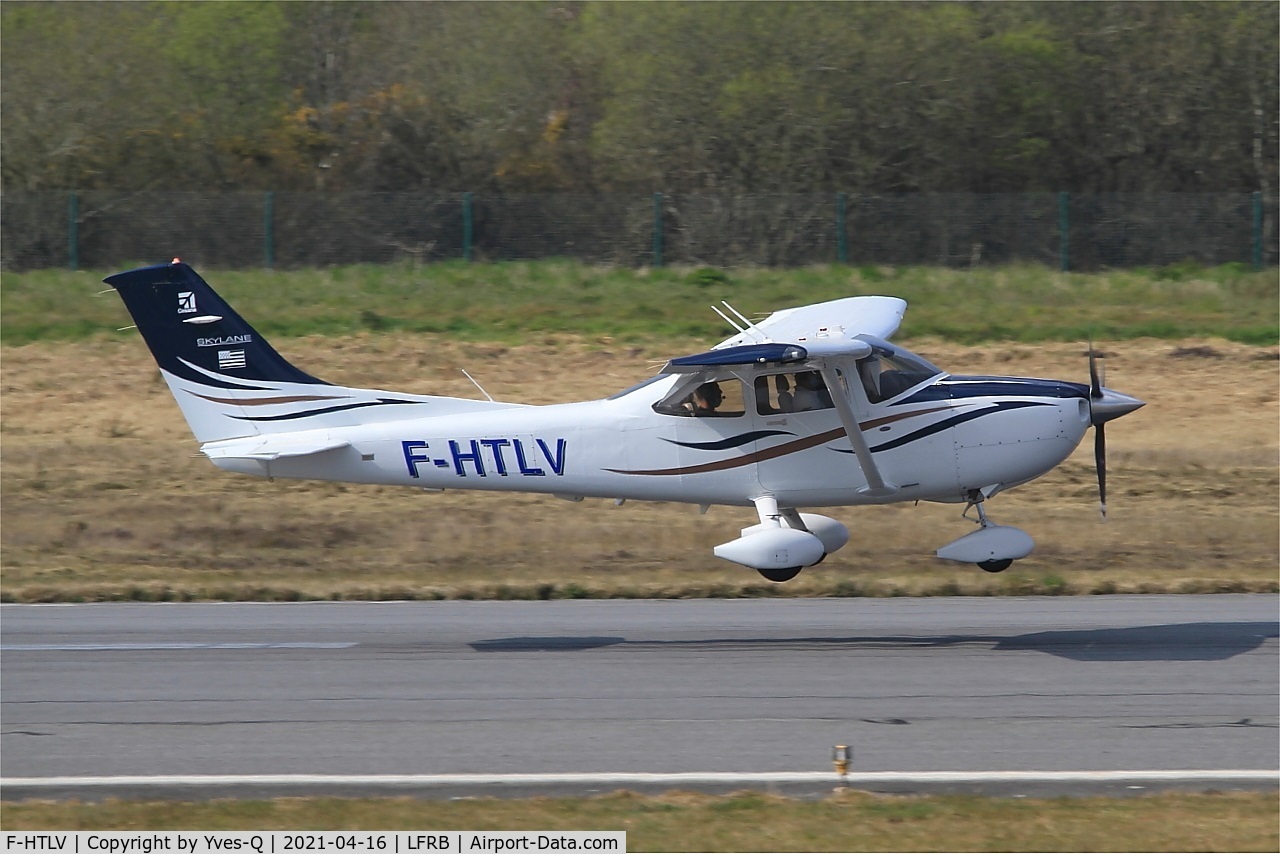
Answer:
967;499;1013;573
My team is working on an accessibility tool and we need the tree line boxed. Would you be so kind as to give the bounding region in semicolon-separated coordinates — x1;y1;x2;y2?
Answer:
3;1;1276;196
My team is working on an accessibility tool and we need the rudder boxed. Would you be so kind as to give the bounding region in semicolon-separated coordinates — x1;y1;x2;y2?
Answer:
109;260;510;447
108;261;424;445
107;260;325;389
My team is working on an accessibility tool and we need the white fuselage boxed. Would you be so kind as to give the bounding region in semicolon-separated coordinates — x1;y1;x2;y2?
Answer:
208;365;1093;509
108;263;1143;574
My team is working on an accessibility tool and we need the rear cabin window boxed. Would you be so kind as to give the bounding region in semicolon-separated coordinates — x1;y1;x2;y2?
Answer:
755;371;834;415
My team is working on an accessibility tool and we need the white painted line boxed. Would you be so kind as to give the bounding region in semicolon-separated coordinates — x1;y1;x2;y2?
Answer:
1;642;358;651
3;770;1276;789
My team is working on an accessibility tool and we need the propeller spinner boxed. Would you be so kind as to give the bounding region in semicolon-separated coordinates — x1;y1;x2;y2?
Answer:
1086;343;1145;517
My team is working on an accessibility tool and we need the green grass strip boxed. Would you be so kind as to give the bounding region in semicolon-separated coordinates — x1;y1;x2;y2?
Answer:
3;791;1276;852
3;261;1275;346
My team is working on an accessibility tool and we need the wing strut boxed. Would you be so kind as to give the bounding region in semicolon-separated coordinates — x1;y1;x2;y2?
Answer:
818;365;898;498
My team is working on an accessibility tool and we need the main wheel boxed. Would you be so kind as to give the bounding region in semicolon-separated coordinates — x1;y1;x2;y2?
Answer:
757;566;803;582
977;558;1013;573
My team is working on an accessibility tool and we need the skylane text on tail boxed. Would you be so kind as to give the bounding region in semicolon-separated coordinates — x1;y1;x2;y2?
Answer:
108;260;1143;581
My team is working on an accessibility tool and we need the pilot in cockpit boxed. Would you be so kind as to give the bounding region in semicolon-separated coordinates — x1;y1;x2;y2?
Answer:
683;381;723;415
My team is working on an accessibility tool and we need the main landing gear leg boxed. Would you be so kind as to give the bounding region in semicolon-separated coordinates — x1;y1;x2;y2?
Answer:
754;496;804;582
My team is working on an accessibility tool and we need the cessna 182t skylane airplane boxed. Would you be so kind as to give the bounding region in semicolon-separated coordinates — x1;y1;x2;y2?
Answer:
108;260;1144;581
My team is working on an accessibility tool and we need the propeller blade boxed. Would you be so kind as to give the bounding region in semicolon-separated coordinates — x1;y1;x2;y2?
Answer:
1088;339;1102;399
1095;422;1108;519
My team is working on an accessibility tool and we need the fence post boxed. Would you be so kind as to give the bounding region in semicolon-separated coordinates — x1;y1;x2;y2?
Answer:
463;192;474;262
263;191;275;268
1252;190;1263;271
836;192;848;264
67;191;79;271
652;192;664;267
1058;191;1070;272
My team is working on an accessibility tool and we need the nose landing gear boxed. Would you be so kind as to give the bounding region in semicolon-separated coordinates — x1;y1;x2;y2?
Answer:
936;491;1034;573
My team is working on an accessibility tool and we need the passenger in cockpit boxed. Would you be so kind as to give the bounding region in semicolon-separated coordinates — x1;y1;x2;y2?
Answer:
793;371;831;411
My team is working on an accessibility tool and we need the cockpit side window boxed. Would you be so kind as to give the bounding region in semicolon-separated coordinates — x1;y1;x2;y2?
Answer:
754;371;834;415
857;347;941;403
654;377;747;417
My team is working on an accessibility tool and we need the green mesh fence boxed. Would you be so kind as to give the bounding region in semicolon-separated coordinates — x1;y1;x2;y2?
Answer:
2;191;1274;271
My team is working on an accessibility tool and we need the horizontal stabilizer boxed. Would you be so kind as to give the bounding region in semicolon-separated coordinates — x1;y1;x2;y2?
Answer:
202;437;351;463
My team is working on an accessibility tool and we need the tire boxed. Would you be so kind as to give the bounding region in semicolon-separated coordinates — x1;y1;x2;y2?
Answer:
757;566;803;582
978;559;1013;573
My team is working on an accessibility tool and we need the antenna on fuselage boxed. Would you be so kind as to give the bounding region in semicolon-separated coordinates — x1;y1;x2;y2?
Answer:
460;369;494;402
713;300;769;343
711;304;744;333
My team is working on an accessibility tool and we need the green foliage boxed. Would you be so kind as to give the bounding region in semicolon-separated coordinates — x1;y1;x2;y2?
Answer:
2;3;1275;193
685;267;732;289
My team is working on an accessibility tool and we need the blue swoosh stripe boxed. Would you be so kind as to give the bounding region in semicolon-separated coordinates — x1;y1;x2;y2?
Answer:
169;365;275;391
232;399;425;422
894;377;1088;405
833;400;1052;454
663;430;795;451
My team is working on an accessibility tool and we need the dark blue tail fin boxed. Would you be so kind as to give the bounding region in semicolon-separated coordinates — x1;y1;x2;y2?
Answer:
108;260;504;446
106;261;325;387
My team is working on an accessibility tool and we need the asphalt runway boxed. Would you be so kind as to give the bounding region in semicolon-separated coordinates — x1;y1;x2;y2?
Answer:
2;595;1277;800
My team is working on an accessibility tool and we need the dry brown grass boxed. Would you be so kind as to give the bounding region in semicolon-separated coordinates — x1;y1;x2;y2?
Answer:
2;335;1276;601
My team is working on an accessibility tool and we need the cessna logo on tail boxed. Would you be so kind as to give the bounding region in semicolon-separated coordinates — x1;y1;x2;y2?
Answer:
177;291;197;314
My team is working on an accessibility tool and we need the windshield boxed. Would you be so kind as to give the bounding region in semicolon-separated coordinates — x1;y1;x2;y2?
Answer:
856;345;943;403
607;374;668;401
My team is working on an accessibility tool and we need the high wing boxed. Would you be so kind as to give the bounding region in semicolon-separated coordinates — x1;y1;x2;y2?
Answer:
714;295;906;350
661;296;905;372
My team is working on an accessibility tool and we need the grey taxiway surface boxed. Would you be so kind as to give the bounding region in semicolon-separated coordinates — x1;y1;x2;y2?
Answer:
2;595;1277;799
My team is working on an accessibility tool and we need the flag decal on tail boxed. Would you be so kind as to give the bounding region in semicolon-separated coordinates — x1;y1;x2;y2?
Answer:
218;350;247;370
